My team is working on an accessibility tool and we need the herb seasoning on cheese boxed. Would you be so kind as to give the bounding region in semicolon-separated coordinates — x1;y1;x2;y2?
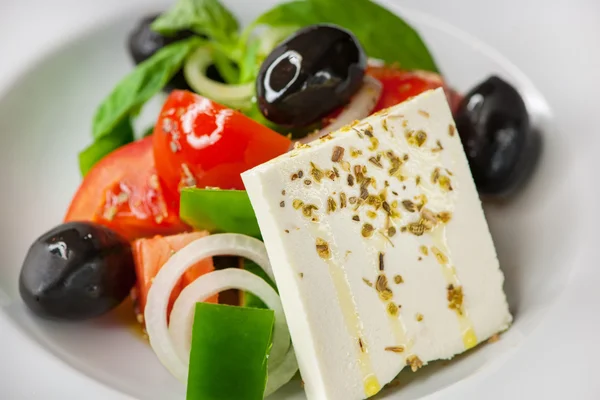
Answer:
243;89;512;400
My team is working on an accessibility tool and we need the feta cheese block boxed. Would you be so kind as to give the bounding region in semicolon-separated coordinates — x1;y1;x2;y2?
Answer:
242;88;512;400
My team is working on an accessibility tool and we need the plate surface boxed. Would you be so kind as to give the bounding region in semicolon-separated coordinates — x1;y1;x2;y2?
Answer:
0;0;599;399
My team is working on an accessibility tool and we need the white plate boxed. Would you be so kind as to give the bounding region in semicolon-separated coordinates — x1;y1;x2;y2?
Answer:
1;0;599;399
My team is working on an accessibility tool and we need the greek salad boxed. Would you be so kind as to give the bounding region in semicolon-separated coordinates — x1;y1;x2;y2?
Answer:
18;0;540;399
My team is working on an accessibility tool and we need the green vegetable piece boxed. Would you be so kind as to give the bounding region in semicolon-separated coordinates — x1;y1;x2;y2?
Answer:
253;0;316;28
252;0;439;72
79;118;135;175
211;46;240;84
142;125;155;138
92;37;202;140
238;38;261;83
241;259;278;309
180;188;261;238
152;0;239;45
187;303;274;400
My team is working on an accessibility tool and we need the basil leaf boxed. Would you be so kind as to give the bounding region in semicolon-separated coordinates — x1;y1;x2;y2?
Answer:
79;118;134;175
152;0;239;45
187;303;274;400
180;188;261;238
211;46;240;84
238;38;261;83
92;37;202;140
253;0;316;28
252;0;439;72
142;125;155;138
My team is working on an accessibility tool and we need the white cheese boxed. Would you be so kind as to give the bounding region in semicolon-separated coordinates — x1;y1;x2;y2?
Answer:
242;88;512;400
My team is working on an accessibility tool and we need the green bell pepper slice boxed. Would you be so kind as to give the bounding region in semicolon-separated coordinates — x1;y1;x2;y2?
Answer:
187;303;274;400
180;188;261;238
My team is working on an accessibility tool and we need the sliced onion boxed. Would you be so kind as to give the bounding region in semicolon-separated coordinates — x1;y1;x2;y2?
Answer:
144;233;297;393
169;268;289;370
265;347;299;397
367;57;385;67
184;46;254;110
256;26;297;57
296;75;383;145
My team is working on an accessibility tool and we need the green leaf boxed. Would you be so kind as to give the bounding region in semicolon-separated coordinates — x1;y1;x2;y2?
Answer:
92;37;202;140
180;188;261;238
79;118;135;175
238;38;261;83
252;0;439;72
187;303;274;400
142;125;155;138
253;0;315;28
241;260;278;309
152;0;239;44
211;46;240;84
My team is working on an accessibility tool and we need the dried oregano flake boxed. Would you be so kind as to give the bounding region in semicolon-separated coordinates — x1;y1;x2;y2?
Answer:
385;346;405;353
387;302;399;317
340;193;347;208
406;355;423;372
331;146;345;162
315;238;331;259
447;284;464;315
350;147;363;158
402;200;416;212
310;162;324;183
327;197;337;213
292;199;304;209
448;124;456;137
302;204;319;218
362;223;375;237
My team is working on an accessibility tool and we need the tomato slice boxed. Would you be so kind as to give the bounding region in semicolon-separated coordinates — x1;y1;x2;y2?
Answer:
65;137;187;240
132;231;217;318
153;91;291;204
366;66;462;114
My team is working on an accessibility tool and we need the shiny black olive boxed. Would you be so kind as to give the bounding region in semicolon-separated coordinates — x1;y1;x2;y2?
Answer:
256;24;367;127
19;222;136;321
455;76;541;197
128;14;196;92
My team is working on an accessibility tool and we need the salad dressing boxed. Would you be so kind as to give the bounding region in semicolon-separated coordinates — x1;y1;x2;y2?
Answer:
306;218;381;397
369;235;411;361
431;227;477;349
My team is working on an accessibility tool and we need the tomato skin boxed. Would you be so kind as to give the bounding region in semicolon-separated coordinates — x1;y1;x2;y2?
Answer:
153;91;291;203
366;66;462;113
65;137;187;240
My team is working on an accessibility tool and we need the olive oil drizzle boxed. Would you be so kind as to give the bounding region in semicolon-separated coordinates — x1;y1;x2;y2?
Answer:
431;227;478;349
308;220;381;397
368;235;411;364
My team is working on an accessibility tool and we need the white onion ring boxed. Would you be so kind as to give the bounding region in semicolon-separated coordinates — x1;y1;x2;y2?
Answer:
265;347;299;397
184;46;254;110
295;75;383;145
144;233;297;394
169;268;289;371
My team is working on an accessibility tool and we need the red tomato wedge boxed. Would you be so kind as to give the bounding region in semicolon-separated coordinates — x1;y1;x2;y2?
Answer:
153;91;291;205
65;137;187;240
132;231;218;317
366;66;462;114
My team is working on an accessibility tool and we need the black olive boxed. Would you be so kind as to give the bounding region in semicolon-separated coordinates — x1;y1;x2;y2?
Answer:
128;14;197;92
256;24;367;127
454;76;541;198
19;222;136;321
